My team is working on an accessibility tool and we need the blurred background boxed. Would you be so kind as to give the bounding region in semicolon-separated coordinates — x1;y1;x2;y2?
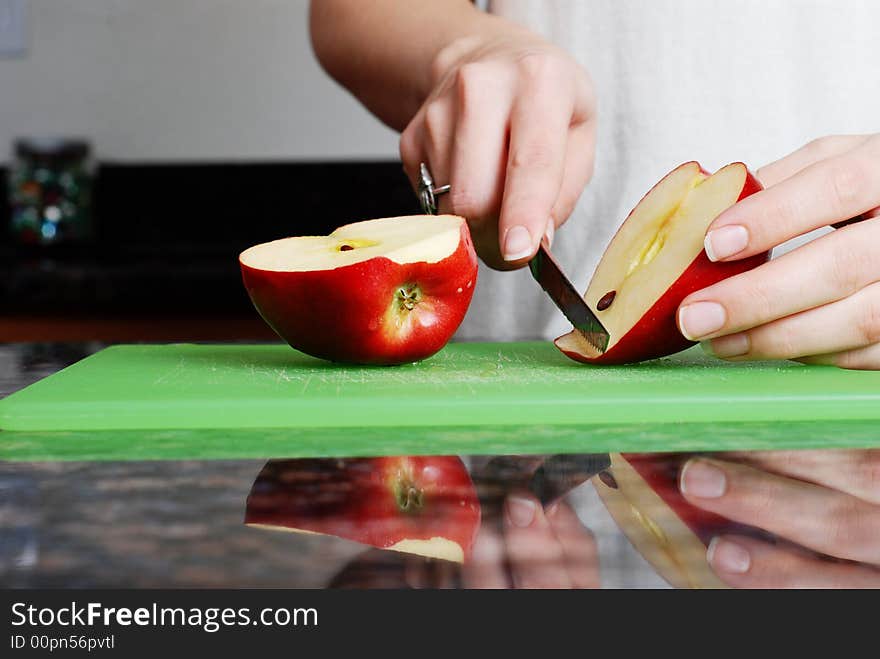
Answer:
1;0;418;342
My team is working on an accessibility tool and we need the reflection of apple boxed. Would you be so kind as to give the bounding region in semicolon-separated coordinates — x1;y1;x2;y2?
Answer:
240;215;478;365
594;453;757;589
556;162;770;365
245;456;481;563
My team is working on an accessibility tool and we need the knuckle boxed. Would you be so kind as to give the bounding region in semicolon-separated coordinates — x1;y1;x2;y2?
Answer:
398;127;418;166
454;62;487;101
826;158;867;212
856;451;880;501
765;326;799;359
762;194;801;237
516;51;560;79
827;244;864;296
804;136;836;159
423;101;448;144
509;142;556;172
825;499;872;557
736;276;776;327
832;350;861;370
447;187;483;217
857;296;880;345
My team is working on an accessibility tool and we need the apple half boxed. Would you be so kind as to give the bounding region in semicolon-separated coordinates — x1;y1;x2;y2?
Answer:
556;162;769;364
240;215;478;365
594;453;763;589
245;456;481;563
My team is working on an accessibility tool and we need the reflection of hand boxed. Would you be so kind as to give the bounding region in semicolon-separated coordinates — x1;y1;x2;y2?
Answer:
679;450;880;587
677;135;880;369
459;493;599;589
400;33;596;269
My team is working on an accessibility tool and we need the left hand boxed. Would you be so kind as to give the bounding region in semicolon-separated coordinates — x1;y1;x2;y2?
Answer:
676;134;880;369
679;450;880;588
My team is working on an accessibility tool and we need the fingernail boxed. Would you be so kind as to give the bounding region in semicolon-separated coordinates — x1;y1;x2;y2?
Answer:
704;225;749;261
678;302;726;340
680;459;727;498
506;495;536;528
544;223;555;248
705;333;750;358
707;537;751;574
503;225;534;261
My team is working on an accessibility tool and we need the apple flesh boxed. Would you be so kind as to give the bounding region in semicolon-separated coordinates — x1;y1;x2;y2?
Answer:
245;456;481;563
556;162;769;365
594;453;762;589
240;215;478;365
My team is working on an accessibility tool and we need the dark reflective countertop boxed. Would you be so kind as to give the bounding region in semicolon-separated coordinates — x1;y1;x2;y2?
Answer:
1;343;878;589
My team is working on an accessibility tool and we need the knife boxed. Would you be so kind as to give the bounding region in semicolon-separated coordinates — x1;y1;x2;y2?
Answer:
474;453;613;508
528;242;610;354
417;161;609;354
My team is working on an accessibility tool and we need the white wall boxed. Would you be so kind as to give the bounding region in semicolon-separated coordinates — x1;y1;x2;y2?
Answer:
0;0;400;163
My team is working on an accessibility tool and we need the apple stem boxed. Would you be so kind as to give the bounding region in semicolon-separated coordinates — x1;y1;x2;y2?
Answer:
396;284;421;312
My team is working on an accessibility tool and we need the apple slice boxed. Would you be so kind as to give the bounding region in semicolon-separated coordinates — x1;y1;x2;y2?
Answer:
594;453;764;589
240;215;478;365
245;456;481;563
556;162;769;364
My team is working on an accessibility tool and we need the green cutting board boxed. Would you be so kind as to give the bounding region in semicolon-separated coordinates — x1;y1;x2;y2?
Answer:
1;341;879;461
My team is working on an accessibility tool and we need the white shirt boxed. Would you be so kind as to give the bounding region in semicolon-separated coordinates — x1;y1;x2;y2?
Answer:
457;0;880;342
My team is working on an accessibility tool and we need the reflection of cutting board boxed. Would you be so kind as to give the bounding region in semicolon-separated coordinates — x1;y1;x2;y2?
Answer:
1;342;879;461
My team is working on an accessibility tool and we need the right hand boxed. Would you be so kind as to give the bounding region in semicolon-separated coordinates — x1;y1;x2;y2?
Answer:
400;33;597;270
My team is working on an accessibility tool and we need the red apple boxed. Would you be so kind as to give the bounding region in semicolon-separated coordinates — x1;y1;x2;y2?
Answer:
245;456;481;563
594;453;761;589
240;215;478;365
556;162;770;365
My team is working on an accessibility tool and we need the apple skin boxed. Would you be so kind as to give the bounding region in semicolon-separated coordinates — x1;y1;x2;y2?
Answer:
620;453;756;546
245;456;481;563
240;221;478;365
556;165;769;365
594;452;762;588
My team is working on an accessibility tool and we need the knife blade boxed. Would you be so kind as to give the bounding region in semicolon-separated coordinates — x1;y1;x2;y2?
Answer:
528;453;613;506
528;242;610;354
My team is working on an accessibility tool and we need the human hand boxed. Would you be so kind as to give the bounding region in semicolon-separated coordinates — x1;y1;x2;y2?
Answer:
676;135;880;369
679;450;880;588
400;32;596;270
458;493;599;589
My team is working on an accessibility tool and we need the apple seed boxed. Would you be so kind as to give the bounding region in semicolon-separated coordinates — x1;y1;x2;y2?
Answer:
597;290;616;311
598;470;619;489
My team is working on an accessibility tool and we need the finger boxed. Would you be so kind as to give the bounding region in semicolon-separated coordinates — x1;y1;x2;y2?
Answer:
444;66;514;268
707;535;880;588
755;135;871;188
447;62;513;222
797;341;880;371
703;279;880;361
547;502;600;588
680;457;880;564
503;492;572;588
498;56;574;263
678;218;880;341
548;121;596;241
420;96;457;196
460;527;511;589
718;450;880;506
705;134;880;261
399;116;425;192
